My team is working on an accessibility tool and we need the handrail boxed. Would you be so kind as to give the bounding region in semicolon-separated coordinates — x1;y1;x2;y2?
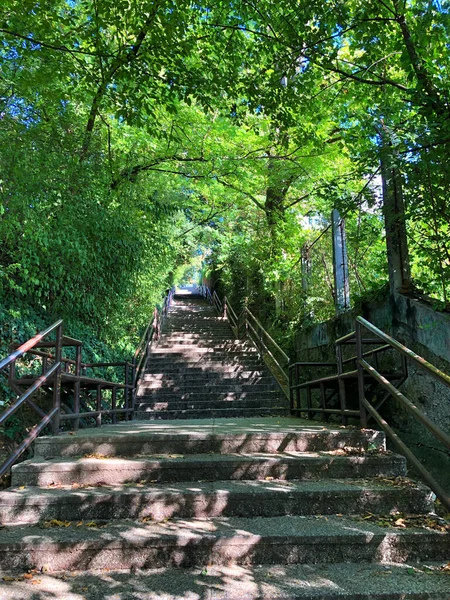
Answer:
354;317;450;511
356;316;450;389
0;287;174;477
244;308;290;365
200;285;290;395
0;319;63;371
133;287;174;393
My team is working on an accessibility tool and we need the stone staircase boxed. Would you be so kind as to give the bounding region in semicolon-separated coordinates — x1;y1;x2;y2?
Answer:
0;291;449;598
135;292;289;420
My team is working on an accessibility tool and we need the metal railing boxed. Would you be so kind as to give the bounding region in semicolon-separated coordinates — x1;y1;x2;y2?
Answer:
200;285;290;396
0;287;174;477
289;315;450;511
354;316;450;511
133;287;174;396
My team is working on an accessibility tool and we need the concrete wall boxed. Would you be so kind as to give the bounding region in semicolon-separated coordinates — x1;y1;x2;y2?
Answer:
294;292;450;489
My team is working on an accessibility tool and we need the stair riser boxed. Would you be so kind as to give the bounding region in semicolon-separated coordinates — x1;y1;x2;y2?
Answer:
136;401;287;411
135;408;291;420
136;392;284;402
0;488;433;525
139;381;276;390
144;368;269;375
12;456;406;487
34;430;386;459
1;532;448;572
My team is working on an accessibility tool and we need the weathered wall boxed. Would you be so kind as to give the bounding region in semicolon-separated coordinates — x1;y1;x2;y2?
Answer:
294;293;450;489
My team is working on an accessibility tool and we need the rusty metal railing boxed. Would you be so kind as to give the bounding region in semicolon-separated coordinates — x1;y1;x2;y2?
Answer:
355;316;450;511
0;320;63;476
0;287;174;476
200;285;289;397
132;287;174;398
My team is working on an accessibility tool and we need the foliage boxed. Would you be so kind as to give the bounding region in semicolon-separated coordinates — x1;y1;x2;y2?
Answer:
0;0;449;373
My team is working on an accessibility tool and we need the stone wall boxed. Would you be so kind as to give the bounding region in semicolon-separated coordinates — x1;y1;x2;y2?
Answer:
294;292;450;489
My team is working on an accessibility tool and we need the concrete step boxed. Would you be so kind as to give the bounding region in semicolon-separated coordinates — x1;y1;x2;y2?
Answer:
141;372;272;382
139;377;277;389
2;562;450;599
150;348;258;355
136;407;292;420
136;391;285;403
146;359;265;368
136;402;288;414
144;367;270;375
0;479;433;525
33;419;386;458
12;452;406;487
138;379;279;396
1;514;448;571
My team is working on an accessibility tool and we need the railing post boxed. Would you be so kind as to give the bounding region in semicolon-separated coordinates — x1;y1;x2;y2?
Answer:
355;320;367;428
223;297;227;320
289;367;293;414
96;385;102;427
335;344;348;426
52;323;63;435
124;361;130;421
73;345;82;431
111;386;117;424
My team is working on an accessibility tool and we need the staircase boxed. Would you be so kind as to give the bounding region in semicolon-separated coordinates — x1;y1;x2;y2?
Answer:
135;291;289;420
0;291;449;598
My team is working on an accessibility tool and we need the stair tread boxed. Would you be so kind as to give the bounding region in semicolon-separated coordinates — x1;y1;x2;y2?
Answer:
0;477;429;502
1;514;448;544
2;562;449;599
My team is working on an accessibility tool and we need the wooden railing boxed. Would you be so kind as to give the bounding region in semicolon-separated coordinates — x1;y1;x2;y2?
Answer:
0;287;174;477
200;285;290;396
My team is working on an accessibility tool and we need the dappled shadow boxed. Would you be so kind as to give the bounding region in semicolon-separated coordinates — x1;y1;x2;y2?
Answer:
3;561;449;600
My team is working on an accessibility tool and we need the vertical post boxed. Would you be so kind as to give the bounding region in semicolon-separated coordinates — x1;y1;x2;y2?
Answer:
289;366;294;414
335;344;348;426
124;361;130;420
131;357;137;418
223;297;227;320
42;355;48;376
295;363;300;415
111;386;117;424
73;345;81;431
96;385;102;427
355;320;367;428
331;209;351;313
52;323;63;435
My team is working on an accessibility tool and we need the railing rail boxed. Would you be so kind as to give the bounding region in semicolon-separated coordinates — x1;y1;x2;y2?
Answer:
0;287;174;477
133;287;174;395
289;314;450;511
354;316;450;511
200;285;290;396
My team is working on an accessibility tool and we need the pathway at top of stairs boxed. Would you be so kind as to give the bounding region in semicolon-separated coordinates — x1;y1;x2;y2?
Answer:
1;417;449;599
135;290;289;420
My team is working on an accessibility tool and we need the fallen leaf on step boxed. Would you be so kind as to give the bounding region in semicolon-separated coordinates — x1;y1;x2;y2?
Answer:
43;519;71;528
31;579;42;585
23;573;33;579
441;562;450;571
395;518;407;528
2;576;16;581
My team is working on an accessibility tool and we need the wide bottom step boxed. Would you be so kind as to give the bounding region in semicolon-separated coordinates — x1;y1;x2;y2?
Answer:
1;562;450;599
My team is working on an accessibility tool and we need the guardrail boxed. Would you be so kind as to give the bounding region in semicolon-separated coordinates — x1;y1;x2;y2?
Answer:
0;287;174;477
200;285;289;396
354;316;450;512
133;287;174;395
